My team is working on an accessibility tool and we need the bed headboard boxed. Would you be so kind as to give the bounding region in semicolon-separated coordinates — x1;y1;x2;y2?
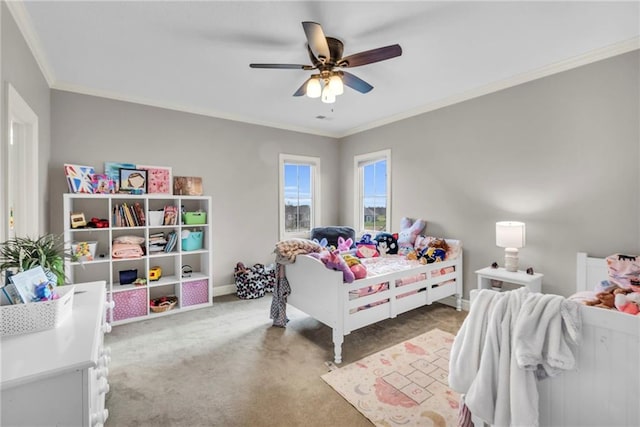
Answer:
576;252;608;292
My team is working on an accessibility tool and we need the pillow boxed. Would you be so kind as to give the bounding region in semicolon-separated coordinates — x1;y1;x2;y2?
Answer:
397;217;426;255
310;226;356;250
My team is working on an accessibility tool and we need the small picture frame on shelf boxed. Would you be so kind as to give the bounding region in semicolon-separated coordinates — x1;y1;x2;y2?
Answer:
91;174;114;194
119;168;147;194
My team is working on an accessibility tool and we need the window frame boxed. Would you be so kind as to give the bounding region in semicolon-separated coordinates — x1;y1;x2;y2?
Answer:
279;153;321;240
354;149;391;235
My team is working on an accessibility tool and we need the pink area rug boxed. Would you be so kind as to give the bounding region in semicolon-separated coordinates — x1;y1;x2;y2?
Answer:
322;328;460;427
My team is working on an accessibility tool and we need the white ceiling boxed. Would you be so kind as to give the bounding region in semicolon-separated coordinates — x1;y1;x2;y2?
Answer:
11;1;640;138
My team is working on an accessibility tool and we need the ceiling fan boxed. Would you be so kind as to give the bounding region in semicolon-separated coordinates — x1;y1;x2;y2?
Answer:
249;21;402;103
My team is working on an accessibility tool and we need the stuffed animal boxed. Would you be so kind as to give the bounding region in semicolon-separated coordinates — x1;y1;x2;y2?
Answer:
337;236;353;253
374;232;399;255
418;247;447;264
377;241;389;257
614;292;640;315
397;217;426;255
311;250;355;283
312;237;328;248
342;254;367;279
585;285;629;309
356;234;379;258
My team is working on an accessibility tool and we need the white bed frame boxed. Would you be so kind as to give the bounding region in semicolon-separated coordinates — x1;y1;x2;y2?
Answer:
285;254;463;363
536;252;640;426
471;252;640;426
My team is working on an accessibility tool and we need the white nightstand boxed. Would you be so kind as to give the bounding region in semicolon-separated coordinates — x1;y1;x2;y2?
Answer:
475;266;543;293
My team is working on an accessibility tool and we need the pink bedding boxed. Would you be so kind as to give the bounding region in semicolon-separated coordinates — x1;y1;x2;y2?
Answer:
111;242;143;259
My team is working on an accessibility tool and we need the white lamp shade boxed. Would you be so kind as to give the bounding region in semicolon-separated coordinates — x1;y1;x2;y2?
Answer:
328;75;344;95
306;78;321;98
321;85;336;103
496;221;526;249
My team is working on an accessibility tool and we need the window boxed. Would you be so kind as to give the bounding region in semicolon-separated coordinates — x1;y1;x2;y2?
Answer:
354;150;391;233
279;154;320;239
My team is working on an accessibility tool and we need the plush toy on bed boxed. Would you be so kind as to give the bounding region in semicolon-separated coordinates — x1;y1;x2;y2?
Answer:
585;285;630;309
614;291;640;315
356;234;379;258
397;217;426;256
374;232;399;255
342;254;367;279
337;236;353;253
310;250;355;283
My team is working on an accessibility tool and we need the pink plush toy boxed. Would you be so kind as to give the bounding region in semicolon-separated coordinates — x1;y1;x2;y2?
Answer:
337;236;353;253
312;250;355;283
614;292;640;315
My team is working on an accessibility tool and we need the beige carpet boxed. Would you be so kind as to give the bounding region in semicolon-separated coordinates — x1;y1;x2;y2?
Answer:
322;328;459;427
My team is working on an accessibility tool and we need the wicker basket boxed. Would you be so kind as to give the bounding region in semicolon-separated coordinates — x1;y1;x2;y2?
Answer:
149;295;177;313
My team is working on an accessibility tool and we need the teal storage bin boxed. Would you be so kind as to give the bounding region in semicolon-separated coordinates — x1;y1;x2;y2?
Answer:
181;230;203;251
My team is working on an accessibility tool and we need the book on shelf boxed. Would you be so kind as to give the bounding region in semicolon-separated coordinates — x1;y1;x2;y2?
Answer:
134;202;146;226
163;205;178;225
165;232;177;252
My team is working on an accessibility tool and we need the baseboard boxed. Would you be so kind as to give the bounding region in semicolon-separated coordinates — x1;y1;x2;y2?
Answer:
438;295;470;312
213;284;236;297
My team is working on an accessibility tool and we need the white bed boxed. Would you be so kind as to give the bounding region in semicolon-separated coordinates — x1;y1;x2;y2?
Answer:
536;252;640;426
469;252;640;426
285;253;463;363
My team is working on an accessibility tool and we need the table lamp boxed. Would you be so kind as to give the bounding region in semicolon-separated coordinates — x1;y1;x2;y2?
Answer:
496;221;526;272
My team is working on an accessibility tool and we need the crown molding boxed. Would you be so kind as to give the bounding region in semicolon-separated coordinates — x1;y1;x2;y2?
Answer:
5;0;56;87
339;37;640;138
51;80;340;138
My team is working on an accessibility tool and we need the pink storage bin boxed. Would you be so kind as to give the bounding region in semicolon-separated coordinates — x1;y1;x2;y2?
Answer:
112;288;148;321
182;279;209;306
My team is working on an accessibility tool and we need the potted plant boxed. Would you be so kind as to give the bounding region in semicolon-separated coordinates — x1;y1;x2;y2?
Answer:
0;234;70;286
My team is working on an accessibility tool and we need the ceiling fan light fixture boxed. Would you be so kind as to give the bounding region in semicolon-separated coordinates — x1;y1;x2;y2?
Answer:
328;74;344;96
306;77;321;98
321;85;336;104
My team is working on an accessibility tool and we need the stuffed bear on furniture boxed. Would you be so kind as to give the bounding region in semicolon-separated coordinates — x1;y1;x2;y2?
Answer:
614;291;640;315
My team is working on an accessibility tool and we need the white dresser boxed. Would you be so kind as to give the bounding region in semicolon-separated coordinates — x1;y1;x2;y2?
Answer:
1;282;113;427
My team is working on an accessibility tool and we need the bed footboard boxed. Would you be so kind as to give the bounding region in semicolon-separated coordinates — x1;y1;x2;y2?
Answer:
286;254;463;364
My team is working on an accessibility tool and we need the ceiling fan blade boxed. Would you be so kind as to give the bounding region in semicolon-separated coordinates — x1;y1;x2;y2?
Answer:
302;21;330;63
250;63;314;70
342;71;373;94
293;78;310;97
338;44;402;68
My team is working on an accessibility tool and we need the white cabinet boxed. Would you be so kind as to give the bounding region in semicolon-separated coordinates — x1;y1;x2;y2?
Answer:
63;193;213;324
475;266;543;293
1;282;111;427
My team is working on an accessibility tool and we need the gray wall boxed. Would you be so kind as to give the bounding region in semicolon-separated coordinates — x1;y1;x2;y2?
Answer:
49;91;340;288
1;2;51;234
338;51;640;298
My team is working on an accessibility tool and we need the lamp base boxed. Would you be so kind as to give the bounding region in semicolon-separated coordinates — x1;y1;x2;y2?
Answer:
504;248;519;272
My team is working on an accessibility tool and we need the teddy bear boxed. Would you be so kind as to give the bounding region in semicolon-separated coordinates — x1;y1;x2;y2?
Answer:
585;285;630;309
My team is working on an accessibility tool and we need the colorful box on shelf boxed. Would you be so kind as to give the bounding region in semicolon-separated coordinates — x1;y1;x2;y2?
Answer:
71;241;98;261
0;285;75;336
181;230;203;251
182;211;206;225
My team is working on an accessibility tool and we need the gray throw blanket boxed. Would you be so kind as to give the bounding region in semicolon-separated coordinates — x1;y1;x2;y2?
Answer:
269;263;290;327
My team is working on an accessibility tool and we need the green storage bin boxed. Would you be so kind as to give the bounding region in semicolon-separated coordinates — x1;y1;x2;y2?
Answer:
182;211;207;225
